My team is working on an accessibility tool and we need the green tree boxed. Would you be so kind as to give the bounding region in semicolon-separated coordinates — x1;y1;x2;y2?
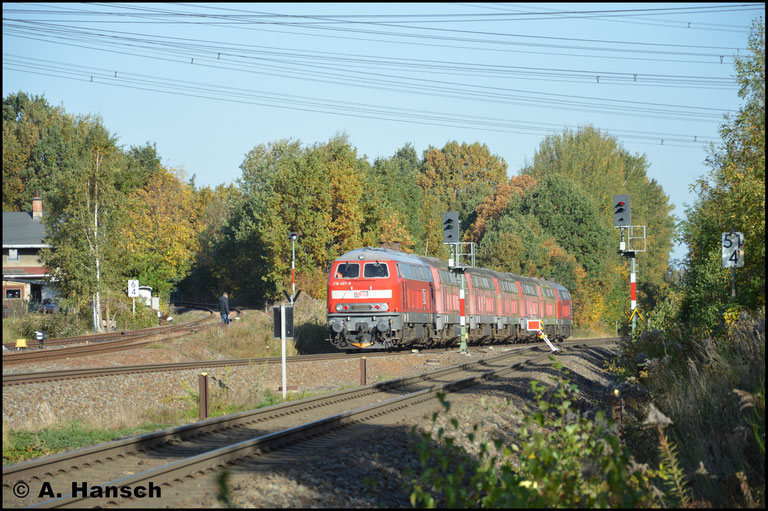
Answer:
39;118;126;332
681;18;765;324
224;134;372;304
2;92;81;212
366;144;423;252
521;126;675;325
522;174;612;282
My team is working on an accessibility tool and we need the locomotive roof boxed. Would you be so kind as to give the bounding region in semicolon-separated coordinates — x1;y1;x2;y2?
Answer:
336;247;567;292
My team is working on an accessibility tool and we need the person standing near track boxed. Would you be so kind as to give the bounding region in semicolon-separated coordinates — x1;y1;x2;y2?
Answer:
218;292;230;325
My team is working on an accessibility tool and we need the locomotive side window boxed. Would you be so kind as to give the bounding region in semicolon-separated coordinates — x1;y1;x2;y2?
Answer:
335;263;360;279
363;262;389;278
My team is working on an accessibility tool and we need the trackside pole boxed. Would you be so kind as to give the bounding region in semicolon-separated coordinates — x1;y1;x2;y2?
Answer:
281;305;287;400
630;254;637;335
291;238;296;305
459;282;469;353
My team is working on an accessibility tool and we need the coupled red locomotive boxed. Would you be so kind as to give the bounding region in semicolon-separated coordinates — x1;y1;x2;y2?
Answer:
327;247;573;350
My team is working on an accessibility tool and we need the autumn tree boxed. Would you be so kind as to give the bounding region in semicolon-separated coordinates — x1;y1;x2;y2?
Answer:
119;167;201;299
418;141;508;257
464;174;537;243
178;183;239;302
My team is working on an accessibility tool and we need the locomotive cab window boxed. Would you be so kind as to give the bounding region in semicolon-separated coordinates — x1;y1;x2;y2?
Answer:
363;262;389;278
335;263;360;279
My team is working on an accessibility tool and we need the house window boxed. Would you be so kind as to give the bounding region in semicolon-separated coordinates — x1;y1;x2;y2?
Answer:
7;248;19;262
5;289;21;299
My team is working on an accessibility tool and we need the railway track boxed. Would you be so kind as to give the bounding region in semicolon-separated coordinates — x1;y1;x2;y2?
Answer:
2;338;617;508
2;337;619;386
2;304;240;367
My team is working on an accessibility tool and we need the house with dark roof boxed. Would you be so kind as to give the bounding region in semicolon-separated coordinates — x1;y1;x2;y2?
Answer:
2;191;55;311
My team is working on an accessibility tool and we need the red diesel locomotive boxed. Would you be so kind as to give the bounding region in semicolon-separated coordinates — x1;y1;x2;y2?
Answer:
327;247;573;350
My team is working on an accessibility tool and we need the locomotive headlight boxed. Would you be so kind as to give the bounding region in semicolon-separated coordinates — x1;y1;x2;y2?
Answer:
335;304;343;312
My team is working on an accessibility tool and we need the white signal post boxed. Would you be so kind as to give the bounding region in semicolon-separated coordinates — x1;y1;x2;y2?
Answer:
722;231;745;298
280;305;287;399
630;252;637;333
289;232;299;305
449;244;469;355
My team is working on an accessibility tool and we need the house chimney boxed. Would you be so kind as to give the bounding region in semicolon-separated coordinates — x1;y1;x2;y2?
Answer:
32;189;43;219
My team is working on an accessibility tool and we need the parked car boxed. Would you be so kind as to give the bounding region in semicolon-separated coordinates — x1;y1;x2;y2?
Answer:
37;298;60;314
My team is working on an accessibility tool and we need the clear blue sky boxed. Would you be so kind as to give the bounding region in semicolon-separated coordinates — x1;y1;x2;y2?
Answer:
3;3;764;263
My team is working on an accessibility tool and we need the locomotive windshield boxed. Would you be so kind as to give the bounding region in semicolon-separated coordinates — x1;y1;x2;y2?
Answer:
364;262;389;278
335;263;360;279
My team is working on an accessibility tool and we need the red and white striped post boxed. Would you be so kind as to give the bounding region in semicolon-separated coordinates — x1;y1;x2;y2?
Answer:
459;273;469;353
630;254;637;334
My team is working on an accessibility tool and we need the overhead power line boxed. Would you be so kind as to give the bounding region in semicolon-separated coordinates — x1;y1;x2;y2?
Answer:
3;54;721;148
3;21;740;89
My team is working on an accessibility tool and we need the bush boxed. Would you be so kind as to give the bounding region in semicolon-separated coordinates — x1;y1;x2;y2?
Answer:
611;308;765;507
406;361;653;508
114;303;159;331
18;311;90;339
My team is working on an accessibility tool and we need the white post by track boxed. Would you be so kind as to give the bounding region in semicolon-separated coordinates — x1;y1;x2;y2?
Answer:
630;256;637;333
537;329;559;352
280;305;287;399
291;238;296;305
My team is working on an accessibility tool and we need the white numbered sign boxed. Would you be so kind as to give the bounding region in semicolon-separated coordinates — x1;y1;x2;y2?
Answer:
721;232;744;268
128;279;140;297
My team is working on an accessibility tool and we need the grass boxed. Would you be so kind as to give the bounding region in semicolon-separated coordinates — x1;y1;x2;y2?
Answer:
571;323;615;339
615;310;765;508
2;421;172;465
181;293;335;359
2;316;25;345
3;388;324;466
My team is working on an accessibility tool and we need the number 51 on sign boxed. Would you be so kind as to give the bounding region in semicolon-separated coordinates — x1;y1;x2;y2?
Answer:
721;232;744;268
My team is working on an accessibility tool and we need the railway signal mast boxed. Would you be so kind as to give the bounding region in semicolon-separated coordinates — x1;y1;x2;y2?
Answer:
443;212;473;355
288;232;300;305
614;195;646;334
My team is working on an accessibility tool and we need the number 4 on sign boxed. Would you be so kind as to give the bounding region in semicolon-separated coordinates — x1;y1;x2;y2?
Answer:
722;232;745;268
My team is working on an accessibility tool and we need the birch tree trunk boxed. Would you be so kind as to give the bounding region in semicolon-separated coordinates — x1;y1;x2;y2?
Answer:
92;152;103;333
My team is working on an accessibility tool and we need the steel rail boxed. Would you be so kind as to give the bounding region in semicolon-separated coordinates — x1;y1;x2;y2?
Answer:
1;306;247;366
2;337;620;386
2;345;561;482
1;304;224;351
29;339;617;508
2;338;616;507
1;317;216;366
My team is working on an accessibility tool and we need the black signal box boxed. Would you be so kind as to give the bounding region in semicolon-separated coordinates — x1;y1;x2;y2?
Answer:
273;306;294;339
613;194;631;227
443;212;460;243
